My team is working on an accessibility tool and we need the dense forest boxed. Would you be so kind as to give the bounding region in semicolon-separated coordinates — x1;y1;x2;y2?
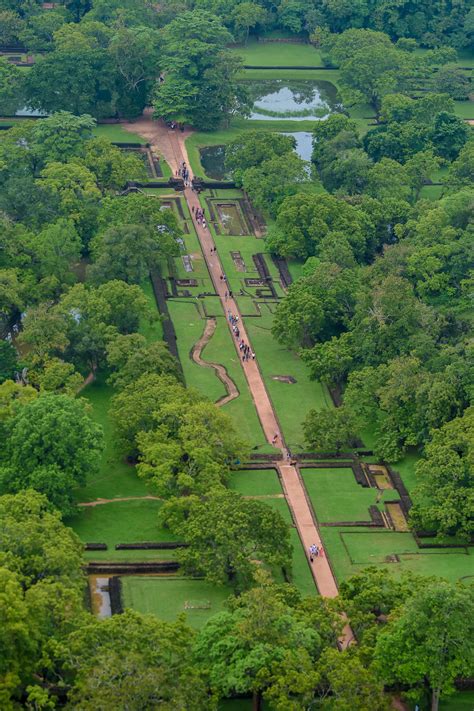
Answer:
0;0;473;709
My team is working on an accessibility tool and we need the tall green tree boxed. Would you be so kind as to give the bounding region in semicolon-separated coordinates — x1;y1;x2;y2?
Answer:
160;489;292;590
375;581;474;711
0;393;103;514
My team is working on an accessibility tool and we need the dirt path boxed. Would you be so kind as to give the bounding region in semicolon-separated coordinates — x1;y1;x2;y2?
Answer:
191;317;239;407
78;496;161;507
119;115;351;645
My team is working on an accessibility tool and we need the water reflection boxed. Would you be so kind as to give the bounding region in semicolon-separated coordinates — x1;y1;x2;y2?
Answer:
244;80;341;121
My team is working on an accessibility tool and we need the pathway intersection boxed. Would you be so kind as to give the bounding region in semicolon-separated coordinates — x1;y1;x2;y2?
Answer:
124;116;352;644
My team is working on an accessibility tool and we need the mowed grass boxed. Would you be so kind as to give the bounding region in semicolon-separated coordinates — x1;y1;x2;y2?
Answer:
66;499;178;561
301;468;398;523
167;299;227;402
230;40;324;66
228;469;316;596
228;468;281;495
121;576;230;628
92;124;147;143
320;527;473;584
244;309;332;448
77;377;149;501
439;691;474;710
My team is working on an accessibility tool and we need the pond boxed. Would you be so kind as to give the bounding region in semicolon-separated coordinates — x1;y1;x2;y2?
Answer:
199;145;230;181
281;132;313;161
216;203;247;235
244;79;341;121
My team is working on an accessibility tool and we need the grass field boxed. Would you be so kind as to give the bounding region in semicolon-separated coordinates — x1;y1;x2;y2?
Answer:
301;467;398;522
121;576;230;627
320;526;473;584
231;40;324;67
92;124;147;143
66;498;178;561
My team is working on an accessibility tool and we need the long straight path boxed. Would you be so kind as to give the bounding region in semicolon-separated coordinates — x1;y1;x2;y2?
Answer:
124;117;350;637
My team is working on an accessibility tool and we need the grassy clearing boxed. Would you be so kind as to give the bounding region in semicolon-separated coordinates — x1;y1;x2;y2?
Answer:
77;377;149;501
228;468;281;495
231;40;324;67
66;498;177;559
454;100;474;119
121;576;230;627
244;309;332;448
139;278;164;342
301;467;398;523
439;691;474;710
92;124;147;143
167;299;227;402
320;527;472;584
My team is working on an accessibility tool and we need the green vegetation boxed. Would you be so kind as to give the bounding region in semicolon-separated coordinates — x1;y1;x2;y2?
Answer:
231;40;324;66
121;577;230;628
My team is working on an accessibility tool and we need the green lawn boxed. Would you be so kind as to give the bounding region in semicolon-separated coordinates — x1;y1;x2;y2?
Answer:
439;691;474;710
454;100;474;119
244;309;332;448
92;124;147;143
66;499;177;556
121;576;230;627
301;467;398;523
230;40;324;67
77;377;149;501
320;527;473;584
228;468;281;495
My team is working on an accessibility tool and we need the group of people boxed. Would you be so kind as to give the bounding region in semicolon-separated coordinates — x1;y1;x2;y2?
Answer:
238;339;255;362
176;161;190;186
191;205;206;229
309;543;324;562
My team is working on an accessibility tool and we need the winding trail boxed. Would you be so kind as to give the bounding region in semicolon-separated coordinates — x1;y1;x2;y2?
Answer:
191;317;239;407
122;114;352;645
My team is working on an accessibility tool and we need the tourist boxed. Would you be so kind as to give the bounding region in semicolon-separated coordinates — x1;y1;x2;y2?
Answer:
309;546;314;563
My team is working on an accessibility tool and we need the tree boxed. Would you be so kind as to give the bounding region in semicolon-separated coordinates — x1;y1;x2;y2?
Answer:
0;57;24;116
0;9;22;45
28;219;82;294
410;408;474;540
315;648;389;711
0;341;18;383
312;114;359;164
433;64;471;100
160;489;292;590
89;219;180;285
18;303;69;365
0;268;25;322
19;9;67;52
266;193;369;260
137;398;247;498
375;581;474;711
67;610;212;710
111;373;187;453
30;112;96;166
79;137;147;191
404;150;440;201
231;2;267;43
239;152;308;215
303;407;356;454
108;25;161;92
195;573;339;711
32;358;83;396
0;567;38;706
448;141;474;186
153;10;249;129
0;489;84;587
106;333;180;390
430;111;469;160
1;393;103;514
225;130;296;180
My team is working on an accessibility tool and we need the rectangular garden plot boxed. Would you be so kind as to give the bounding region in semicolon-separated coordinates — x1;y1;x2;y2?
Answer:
319;527;473;585
120;577;230;628
66;499;178;562
301;467;397;524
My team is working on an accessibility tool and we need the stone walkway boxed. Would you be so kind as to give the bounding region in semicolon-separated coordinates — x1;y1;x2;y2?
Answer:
122;115;351;644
